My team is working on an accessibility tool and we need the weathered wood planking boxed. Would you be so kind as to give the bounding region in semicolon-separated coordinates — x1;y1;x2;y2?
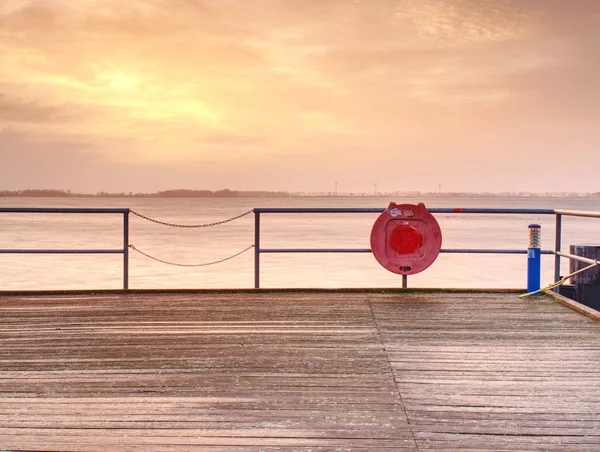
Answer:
370;292;600;451
0;293;415;451
0;291;599;450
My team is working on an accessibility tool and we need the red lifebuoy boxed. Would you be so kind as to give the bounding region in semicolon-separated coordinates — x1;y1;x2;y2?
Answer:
370;202;442;275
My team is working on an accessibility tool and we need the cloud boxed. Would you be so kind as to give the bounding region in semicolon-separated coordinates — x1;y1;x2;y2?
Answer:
395;0;546;44
0;92;81;124
1;0;599;192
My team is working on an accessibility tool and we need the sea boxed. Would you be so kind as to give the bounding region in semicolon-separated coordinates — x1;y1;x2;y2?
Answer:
1;196;599;291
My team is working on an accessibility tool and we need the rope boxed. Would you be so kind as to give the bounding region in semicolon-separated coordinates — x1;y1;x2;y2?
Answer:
129;244;255;267
130;209;253;228
519;261;600;298
519;278;567;298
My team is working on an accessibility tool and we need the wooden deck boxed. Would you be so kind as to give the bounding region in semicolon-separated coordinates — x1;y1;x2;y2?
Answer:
1;291;600;451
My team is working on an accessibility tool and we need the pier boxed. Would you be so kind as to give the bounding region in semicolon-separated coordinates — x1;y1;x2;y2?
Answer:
2;290;600;450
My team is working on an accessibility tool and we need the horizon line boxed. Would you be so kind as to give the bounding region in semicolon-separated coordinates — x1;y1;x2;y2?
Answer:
1;188;599;198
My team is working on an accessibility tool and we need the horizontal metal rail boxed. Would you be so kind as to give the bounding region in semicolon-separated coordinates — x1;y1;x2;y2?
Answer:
260;248;555;255
443;249;555;255
260;248;372;253
1;208;130;289
0;249;124;254
433;208;556;215
3;205;598;291
253;207;562;288
254;207;384;214
554;210;600;219
557;251;600;266
254;207;556;214
0;207;129;214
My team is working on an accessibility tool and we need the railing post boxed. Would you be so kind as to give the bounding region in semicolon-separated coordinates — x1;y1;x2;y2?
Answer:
527;224;541;294
554;214;562;291
254;210;260;289
124;210;129;290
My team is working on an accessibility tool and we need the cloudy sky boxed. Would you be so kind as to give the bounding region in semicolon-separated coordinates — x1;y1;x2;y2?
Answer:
1;0;599;193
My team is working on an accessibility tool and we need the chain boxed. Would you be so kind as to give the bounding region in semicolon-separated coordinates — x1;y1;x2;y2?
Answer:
130;209;254;228
128;244;255;267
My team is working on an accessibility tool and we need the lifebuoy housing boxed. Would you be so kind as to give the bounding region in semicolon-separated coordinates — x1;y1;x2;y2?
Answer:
370;202;442;275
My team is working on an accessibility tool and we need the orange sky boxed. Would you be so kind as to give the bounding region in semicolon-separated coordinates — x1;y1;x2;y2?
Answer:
1;0;599;193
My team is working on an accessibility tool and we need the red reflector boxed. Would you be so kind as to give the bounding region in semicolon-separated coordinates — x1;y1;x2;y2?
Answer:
390;225;422;255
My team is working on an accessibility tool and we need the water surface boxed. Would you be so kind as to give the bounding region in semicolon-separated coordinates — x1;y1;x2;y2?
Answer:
1;196;598;290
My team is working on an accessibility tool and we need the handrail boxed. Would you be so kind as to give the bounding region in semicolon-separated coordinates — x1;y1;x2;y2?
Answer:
0;249;124;254
253;207;556;214
554;210;600;218
0;208;130;214
259;248;555;255
0;207;130;289
556;251;599;266
2;205;598;291
253;207;598;289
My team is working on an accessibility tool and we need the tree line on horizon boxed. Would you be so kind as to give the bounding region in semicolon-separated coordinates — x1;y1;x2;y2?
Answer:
1;189;599;198
0;189;291;198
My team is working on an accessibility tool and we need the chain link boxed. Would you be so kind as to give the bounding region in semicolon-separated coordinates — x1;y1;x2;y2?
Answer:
128;244;255;267
130;209;253;228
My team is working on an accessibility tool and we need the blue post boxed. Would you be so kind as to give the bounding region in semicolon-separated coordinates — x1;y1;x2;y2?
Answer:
527;224;541;294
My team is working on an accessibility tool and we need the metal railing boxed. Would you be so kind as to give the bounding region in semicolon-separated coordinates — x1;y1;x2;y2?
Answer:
252;207;600;289
0;207;130;289
1;206;598;290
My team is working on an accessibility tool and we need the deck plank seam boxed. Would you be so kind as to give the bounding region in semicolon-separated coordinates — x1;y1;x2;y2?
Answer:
367;297;420;452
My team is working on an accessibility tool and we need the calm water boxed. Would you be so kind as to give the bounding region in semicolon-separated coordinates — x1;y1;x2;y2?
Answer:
1;197;599;290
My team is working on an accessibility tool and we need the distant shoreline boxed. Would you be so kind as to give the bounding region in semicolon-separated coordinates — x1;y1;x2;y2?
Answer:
1;189;599;199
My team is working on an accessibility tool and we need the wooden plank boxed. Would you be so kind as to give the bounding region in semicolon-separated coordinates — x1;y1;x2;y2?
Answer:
2;291;600;450
370;292;600;450
0;292;416;450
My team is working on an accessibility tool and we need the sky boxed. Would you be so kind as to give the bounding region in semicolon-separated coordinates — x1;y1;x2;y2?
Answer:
1;0;599;194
